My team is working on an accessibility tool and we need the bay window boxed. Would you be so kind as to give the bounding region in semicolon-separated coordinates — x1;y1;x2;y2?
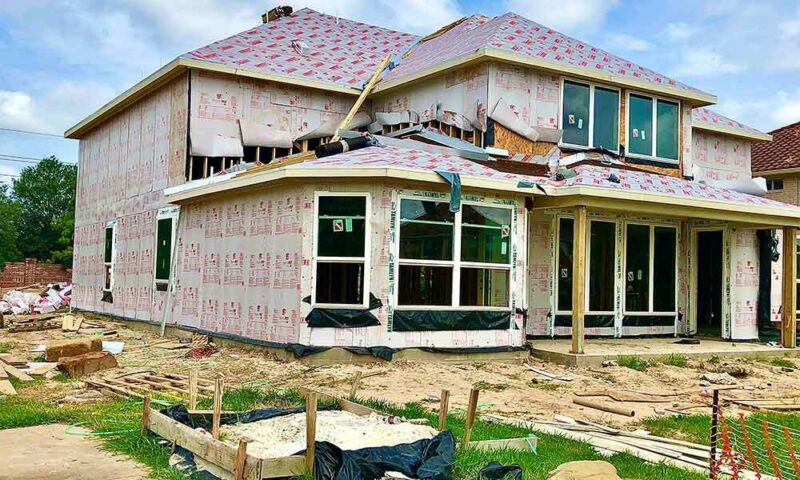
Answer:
561;80;619;151
624;223;677;314
627;93;680;162
313;194;369;307
397;198;512;309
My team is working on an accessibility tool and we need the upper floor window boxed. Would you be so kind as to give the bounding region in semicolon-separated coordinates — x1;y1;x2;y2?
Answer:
767;178;784;191
627;93;680;162
561;80;620;152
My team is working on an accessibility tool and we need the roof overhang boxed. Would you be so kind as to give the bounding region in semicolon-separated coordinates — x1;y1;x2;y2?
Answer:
753;167;800;177
65;58;362;139
373;47;718;107
692;123;773;142
164;163;800;227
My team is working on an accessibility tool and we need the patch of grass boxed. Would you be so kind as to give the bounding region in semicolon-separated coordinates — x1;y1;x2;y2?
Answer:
529;381;564;392
767;357;796;369
707;355;722;365
618;355;651;371
0;341;15;353
658;354;688;368
473;381;507;392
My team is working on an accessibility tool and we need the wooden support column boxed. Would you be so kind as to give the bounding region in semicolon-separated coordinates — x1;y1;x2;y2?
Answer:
782;226;797;348
571;206;588;354
305;391;317;474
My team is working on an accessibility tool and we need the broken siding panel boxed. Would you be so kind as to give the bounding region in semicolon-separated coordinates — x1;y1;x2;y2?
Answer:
487;63;559;131
371;64;490;129
692;130;752;181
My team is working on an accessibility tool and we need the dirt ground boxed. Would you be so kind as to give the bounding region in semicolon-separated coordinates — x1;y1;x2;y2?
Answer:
0;423;149;480
3;312;800;428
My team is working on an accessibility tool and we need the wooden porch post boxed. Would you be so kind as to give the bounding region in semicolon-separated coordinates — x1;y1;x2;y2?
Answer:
571;206;587;354
782;226;797;348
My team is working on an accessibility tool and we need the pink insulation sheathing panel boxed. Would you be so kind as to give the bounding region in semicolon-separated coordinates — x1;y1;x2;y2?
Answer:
526;212;552;336
693;130;752;181
385;13;708;98
183;8;418;89
731;229;759;339
693;107;766;137
565;164;795;208
71;75;188;322
173;191;306;341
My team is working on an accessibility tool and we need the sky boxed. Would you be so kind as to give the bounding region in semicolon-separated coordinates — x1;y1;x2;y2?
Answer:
0;0;798;184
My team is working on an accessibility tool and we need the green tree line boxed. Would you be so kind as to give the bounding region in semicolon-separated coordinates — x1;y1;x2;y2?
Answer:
0;156;77;268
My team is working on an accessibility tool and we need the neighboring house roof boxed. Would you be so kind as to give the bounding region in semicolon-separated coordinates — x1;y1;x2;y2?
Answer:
378;12;715;104
752;121;800;173
692;107;772;142
183;8;418;89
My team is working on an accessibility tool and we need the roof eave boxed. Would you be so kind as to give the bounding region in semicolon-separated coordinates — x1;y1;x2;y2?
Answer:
373;47;718;106
693;123;773;142
65;58;362;140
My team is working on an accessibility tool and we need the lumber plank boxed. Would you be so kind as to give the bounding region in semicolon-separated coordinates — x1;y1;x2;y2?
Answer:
571;205;587;354
463;389;479;445
212;378;223;439
438;389;450;431
1;361;33;382
0;378;16;396
147;410;265;480
305;392;317;473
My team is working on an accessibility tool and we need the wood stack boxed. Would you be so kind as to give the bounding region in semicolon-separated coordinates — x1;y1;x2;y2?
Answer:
727;397;800;412
88;371;215;403
0;356;36;395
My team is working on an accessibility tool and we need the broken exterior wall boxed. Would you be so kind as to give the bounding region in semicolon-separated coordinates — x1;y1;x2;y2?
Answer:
371;63;489;130
72;74;189;321
190;70;360;144
692;130;752;181
487;62;559;132
169;179;526;349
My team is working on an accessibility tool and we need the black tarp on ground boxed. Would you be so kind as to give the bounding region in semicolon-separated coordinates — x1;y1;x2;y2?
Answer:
161;405;456;480
478;462;523;480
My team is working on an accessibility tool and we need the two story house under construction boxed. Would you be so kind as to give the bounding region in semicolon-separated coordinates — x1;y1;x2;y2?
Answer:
66;7;800;361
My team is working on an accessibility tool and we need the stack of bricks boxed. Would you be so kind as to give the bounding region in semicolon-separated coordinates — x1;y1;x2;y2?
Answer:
0;259;72;289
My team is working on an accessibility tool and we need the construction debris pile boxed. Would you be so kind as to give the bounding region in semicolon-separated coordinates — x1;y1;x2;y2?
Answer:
0;282;72;315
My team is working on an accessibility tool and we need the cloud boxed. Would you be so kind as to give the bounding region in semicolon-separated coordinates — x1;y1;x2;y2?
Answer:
603;33;652;52
715;88;800;132
0;92;35;130
504;0;620;34
665;22;697;41
671;50;745;78
300;0;463;35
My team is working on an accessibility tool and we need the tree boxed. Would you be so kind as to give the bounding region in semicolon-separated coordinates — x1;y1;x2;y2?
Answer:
0;184;21;267
11;156;77;267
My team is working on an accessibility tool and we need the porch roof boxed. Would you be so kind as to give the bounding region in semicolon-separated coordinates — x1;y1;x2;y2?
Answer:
164;145;800;226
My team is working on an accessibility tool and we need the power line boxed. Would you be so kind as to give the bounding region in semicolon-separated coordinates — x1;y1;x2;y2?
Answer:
0;154;77;165
0;127;67;139
0;173;20;179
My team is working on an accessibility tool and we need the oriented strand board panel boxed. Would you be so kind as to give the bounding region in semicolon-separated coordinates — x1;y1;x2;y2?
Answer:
692;130;752;181
72;74;189;320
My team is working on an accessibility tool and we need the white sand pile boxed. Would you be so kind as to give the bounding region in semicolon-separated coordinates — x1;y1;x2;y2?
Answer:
223;410;438;459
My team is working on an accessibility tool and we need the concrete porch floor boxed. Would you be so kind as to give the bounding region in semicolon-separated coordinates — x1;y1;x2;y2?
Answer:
531;337;799;367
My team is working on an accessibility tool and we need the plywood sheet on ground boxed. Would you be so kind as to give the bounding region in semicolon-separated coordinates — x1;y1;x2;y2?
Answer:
0;424;148;480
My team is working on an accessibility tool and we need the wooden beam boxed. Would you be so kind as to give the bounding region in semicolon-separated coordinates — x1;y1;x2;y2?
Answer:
782;226;798;348
438;389;450;431
212;377;223;440
462;388;480;446
142;396;151;434
331;54;392;142
572;206;588;354
349;371;362;399
233;439;248;480
189;370;198;410
305;392;317;474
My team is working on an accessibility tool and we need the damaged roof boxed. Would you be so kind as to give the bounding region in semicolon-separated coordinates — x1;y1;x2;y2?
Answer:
692;107;772;142
752;121;800;173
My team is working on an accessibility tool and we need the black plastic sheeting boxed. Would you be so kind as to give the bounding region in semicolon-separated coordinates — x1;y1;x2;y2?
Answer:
393;310;513;331
309;432;455;480
161;405;456;480
305;294;383;328
622;314;677;327
287;344;396;361
100;290;113;303
478;462;523;480
554;314;614;329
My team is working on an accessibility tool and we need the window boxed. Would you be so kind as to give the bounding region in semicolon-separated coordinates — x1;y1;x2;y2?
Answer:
557;218;574;312
397;199;512;309
313;194;369;307
627;93;680;162
155;208;179;292
103;223;116;291
767;178;784;191
624;224;677;314
561;80;619;151
588;221;616;312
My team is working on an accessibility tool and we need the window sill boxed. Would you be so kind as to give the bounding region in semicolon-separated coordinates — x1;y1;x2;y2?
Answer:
559;143;620;155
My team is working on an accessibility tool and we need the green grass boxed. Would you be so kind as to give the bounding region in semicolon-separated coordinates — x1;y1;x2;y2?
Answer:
767;357;796;369
659;354;689;368
618;355;651;371
0;342;15;353
0;381;707;480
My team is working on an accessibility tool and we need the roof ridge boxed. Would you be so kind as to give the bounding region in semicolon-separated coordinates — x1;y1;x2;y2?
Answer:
769;120;800;134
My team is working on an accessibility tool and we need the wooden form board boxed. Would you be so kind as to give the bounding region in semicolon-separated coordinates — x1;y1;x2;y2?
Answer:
571;206;587;354
782;226;798;348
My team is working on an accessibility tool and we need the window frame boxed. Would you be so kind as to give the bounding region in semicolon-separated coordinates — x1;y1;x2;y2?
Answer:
394;196;514;311
585;218;618;315
555;215;575;315
622;221;679;316
154;207;180;291
311;192;372;309
767;178;784;192
558;77;621;152
103;220;117;292
625;90;681;164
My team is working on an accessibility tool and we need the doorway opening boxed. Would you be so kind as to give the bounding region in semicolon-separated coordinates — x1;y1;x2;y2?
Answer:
696;230;723;337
